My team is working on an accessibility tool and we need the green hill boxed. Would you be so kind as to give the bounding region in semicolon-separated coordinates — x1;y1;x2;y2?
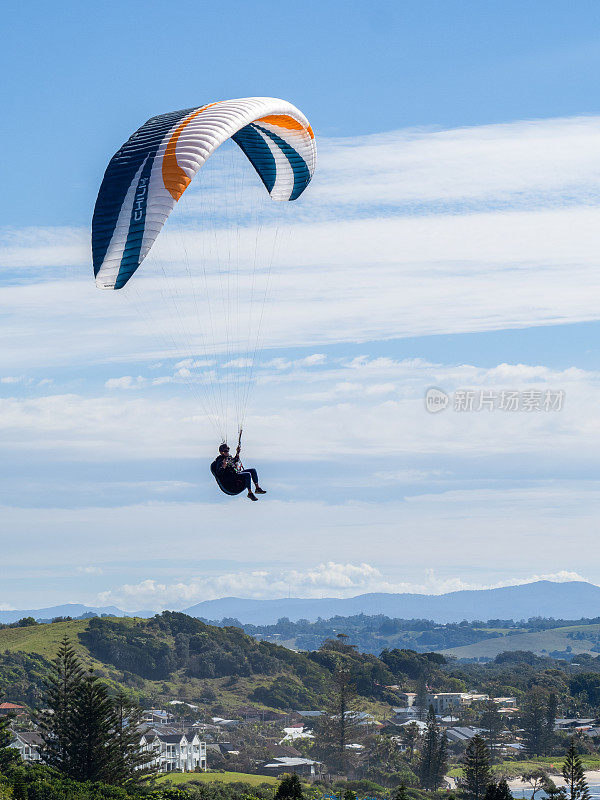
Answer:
441;622;600;659
0;612;447;714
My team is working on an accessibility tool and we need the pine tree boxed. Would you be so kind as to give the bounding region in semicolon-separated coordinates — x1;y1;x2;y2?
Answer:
391;785;409;800
521;691;547;756
112;691;155;784
39;636;85;774
435;731;449;789
545;693;558;754
419;706;447;790
274;773;304;800
70;671;119;783
314;662;365;776
480;700;503;762
416;675;428;721
562;739;590;800
460;734;492;800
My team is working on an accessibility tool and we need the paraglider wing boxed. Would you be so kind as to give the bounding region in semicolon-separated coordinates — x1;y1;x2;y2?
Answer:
92;97;316;290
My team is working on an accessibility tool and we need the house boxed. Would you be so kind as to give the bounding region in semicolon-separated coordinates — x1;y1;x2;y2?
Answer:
0;703;26;718
142;709;175;726
390;705;419;722
260;756;323;778
9;731;44;763
493;697;517;706
294;710;324;720
280;725;315;743
211;716;240;729
554;718;596;732
398;692;418;708
140;731;207;773
426;693;489;715
445;726;483;744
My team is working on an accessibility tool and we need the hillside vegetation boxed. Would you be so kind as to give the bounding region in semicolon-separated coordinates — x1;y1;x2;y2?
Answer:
0;612;447;712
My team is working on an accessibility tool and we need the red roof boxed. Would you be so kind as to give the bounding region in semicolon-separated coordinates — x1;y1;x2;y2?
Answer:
0;703;24;710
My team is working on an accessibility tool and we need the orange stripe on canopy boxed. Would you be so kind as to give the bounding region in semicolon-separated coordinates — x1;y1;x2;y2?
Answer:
258;115;315;139
162;102;219;200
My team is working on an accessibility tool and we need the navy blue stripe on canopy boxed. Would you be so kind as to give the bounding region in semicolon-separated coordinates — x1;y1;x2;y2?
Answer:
252;123;311;200
92;107;195;279
231;124;278;194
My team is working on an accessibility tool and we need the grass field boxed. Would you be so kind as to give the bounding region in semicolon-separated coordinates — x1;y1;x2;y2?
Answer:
448;756;600;779
155;771;279;786
440;623;600;659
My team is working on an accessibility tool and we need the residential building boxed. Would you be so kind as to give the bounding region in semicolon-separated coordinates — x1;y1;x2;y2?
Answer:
9;731;44;762
140;731;206;773
426;692;489;714
142;709;175;726
260;756;323;778
0;703;26;718
445;726;483;744
554;718;596;732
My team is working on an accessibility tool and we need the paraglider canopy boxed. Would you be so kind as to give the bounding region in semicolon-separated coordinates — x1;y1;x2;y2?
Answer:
92;97;316;290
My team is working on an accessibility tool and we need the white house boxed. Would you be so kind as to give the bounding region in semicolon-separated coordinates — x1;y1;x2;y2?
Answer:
141;731;207;773
9;731;44;763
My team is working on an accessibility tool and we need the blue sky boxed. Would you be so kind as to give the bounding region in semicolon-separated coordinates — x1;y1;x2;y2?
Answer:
2;0;600;611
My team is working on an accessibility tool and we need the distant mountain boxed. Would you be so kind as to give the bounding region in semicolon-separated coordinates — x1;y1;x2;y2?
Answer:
182;581;600;626
6;580;600;628
0;603;132;625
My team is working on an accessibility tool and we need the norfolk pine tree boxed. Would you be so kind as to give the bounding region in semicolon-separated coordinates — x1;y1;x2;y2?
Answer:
70;671;120;783
419;705;448;790
562;739;590;800
38;636;85;774
461;734;492;800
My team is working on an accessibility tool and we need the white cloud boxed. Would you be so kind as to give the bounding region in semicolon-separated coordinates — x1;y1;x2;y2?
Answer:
1;356;599;462
105;376;147;390
1;376;25;384
95;563;592;609
76;566;103;575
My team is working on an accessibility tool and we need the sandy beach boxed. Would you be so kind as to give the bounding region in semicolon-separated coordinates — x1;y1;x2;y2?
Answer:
507;771;600;789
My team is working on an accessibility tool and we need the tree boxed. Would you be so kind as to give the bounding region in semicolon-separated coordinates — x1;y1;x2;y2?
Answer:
562;739;590;800
545;692;558;753
419;706;447;790
0;702;19;772
274;773;304;800
69;671;119;783
521;768;557;800
38;636;85;774
521;691;547;756
390;786;409;800
112;691;155;784
483;780;512;800
400;721;420;761
314;662;366;775
415;675;428;721
460;735;492;800
480;700;504;762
